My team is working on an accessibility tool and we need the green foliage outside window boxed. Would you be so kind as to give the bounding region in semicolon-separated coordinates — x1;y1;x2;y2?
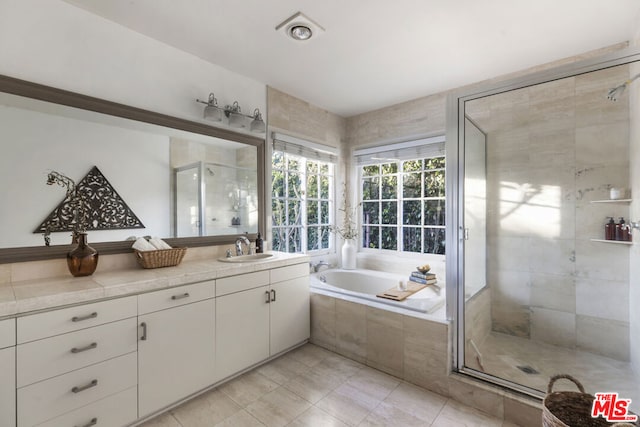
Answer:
272;151;333;253
361;156;445;255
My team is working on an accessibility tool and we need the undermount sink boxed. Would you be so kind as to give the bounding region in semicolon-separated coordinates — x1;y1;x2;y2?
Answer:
217;253;274;263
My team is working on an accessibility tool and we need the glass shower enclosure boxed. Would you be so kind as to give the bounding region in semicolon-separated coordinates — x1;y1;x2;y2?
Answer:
448;50;640;410
174;161;258;237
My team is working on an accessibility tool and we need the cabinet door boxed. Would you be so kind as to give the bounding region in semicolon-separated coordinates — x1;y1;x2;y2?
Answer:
270;276;310;355
215;286;269;381
0;346;15;427
138;299;215;417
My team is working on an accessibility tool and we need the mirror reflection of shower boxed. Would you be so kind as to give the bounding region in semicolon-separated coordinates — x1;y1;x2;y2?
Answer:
174;161;258;237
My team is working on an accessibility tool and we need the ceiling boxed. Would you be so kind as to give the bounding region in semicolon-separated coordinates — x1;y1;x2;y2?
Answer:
63;0;640;117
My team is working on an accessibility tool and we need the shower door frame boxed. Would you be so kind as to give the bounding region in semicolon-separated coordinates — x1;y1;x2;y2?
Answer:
445;44;640;397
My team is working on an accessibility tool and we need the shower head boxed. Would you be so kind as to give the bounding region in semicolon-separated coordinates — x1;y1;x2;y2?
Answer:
206;167;215;176
607;72;640;101
607;83;627;102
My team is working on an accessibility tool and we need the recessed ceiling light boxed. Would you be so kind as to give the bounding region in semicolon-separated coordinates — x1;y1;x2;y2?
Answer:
275;12;324;41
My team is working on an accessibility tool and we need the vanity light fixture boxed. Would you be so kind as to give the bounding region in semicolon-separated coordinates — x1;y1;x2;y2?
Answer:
196;94;266;133
607;72;640;101
275;11;325;42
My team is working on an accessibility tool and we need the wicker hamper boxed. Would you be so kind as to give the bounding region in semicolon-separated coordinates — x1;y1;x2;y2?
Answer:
134;247;187;269
543;374;637;427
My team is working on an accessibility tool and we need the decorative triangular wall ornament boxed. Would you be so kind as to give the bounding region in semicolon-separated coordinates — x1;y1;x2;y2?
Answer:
34;166;145;234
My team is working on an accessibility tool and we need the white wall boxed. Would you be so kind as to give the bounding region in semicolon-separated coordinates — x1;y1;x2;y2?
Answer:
0;0;266;131
0;104;170;247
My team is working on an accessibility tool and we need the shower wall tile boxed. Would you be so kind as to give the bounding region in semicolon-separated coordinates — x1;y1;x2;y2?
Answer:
575;123;629;167
486;237;531;271
528;237;575;276
531;307;576;347
365;307;404;377
576;315;630;361
528;127;575;168
576;278;629;322
530;273;576;314
491;305;530;338
310;293;336;351
335;300;367;363
574;164;630;204
575;239;629;282
489;270;531;305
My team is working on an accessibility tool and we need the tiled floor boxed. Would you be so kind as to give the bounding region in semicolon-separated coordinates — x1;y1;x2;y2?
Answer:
140;343;517;427
473;332;640;414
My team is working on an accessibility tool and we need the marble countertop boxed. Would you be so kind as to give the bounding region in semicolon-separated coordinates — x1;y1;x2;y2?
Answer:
0;252;309;318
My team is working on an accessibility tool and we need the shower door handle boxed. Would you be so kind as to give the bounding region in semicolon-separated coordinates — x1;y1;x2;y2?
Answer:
464;228;470;240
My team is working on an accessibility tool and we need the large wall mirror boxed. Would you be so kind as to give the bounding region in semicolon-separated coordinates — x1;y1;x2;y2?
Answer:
0;75;265;263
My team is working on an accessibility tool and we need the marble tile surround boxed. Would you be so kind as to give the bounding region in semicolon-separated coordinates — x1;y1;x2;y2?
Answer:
309;292;542;426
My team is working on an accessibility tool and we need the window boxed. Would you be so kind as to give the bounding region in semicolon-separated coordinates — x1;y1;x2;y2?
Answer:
356;136;445;255
271;133;336;254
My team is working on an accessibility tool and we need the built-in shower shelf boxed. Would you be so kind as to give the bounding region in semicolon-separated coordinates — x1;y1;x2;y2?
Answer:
590;239;633;245
590;199;632;203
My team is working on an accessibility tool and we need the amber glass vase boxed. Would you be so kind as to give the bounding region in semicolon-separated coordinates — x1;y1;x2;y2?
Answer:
67;232;99;277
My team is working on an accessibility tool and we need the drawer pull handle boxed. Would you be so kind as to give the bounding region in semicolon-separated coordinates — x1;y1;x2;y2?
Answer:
75;417;98;427
271;289;276;302
71;342;98;354
140;322;147;341
171;292;190;300
71;312;98;322
265;290;271;303
71;379;98;393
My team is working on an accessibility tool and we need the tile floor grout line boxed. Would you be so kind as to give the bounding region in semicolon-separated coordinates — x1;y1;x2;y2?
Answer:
428;397;451;426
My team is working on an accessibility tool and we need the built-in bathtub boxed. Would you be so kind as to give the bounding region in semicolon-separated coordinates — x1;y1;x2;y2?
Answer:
310;268;445;315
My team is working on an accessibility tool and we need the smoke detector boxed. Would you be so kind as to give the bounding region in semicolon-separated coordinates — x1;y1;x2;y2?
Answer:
275;12;325;41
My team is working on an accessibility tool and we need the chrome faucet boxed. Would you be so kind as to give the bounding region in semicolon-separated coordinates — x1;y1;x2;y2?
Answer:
311;261;331;273
235;235;252;256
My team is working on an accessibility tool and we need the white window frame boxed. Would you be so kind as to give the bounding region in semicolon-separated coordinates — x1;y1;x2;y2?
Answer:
271;133;337;255
355;135;446;257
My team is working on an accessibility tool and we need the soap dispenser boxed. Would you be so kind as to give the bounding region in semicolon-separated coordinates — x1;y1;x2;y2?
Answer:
255;232;263;253
617;217;627;241
605;217;615;240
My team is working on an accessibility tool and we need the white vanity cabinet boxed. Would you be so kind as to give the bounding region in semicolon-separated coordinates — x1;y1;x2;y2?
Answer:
215;263;310;381
137;281;216;418
0;318;16;427
215;270;271;380
269;263;310;355
16;297;138;427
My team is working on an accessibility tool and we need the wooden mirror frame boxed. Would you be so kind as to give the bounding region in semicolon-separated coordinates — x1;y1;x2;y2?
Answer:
0;74;266;263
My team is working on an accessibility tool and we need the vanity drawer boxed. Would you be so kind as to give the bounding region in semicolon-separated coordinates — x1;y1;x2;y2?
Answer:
270;263;309;283
17;296;137;344
138;280;215;315
17;317;137;387
216;270;269;296
0;317;15;349
17;351;137;427
35;386;138;427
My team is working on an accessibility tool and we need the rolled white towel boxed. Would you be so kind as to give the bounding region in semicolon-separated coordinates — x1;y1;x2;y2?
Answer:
132;237;156;252
149;237;172;250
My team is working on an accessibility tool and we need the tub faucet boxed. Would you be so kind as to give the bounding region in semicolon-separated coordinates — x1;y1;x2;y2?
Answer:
311;261;330;273
235;236;252;256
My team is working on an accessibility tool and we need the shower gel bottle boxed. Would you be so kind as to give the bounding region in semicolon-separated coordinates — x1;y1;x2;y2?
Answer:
605;217;615;240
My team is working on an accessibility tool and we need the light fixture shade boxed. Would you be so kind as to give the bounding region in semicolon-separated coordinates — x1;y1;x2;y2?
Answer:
204;105;222;122
250;108;266;133
228;112;245;128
